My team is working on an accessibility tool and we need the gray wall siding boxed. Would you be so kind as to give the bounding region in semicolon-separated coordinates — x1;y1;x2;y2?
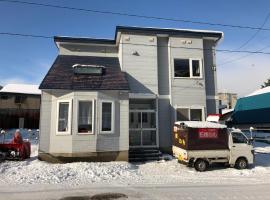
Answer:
72;91;98;153
158;98;172;150
96;91;129;152
49;90;74;154
121;34;158;94
157;37;170;95
203;40;218;114
169;37;207;115
39;91;52;152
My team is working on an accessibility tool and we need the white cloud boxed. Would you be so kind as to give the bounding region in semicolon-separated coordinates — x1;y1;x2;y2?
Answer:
217;53;270;97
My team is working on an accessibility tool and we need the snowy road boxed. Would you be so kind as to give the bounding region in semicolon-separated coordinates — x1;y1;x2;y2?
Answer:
0;183;270;200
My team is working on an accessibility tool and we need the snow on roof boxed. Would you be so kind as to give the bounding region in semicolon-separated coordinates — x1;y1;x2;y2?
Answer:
0;84;41;95
175;121;227;129
222;108;234;115
246;86;270;97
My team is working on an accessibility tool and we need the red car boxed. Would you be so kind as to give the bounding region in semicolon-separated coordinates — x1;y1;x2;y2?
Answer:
0;142;31;161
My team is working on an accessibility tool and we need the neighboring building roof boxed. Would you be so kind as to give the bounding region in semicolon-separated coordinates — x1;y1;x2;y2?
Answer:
0;84;41;95
54;25;223;44
175;121;227;129
39;55;129;90
246;86;270;97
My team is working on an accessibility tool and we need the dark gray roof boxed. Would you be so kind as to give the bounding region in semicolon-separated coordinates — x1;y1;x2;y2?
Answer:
115;26;223;40
54;36;115;45
39;55;129;91
54;26;223;44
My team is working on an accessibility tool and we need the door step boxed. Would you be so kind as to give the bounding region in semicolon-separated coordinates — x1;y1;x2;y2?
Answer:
129;148;163;162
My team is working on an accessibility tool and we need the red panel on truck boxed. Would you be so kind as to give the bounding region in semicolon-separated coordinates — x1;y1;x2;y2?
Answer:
173;125;228;150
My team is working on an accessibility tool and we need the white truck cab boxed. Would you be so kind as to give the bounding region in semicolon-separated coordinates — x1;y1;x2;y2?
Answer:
228;129;254;169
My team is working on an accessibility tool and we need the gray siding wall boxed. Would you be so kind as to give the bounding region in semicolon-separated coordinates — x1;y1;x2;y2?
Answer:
120;34;158;94
157;37;170;95
158;98;172;151
203;40;218;114
169;37;207;120
39;91;52;152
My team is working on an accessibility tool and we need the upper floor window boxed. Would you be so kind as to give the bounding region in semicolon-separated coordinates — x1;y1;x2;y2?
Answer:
174;59;202;78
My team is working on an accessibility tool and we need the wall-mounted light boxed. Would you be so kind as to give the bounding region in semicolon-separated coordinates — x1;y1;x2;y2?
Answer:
212;65;216;71
125;36;130;41
149;37;155;42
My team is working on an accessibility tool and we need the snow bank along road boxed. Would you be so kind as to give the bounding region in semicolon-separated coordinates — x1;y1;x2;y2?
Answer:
0;142;270;199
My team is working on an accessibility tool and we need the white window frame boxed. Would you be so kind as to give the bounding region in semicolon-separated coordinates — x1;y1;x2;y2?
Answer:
175;106;205;121
77;100;95;135
56;99;72;135
173;58;203;79
100;100;115;134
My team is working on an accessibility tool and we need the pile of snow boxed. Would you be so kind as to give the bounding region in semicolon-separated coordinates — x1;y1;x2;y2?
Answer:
1;141;270;186
175;121;227;129
0;84;41;95
246;86;270;97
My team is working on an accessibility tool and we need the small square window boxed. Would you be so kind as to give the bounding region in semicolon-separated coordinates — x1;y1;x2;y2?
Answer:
174;59;190;77
176;108;189;121
190;109;202;121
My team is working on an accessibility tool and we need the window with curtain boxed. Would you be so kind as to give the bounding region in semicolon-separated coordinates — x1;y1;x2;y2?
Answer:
78;101;93;133
101;102;113;132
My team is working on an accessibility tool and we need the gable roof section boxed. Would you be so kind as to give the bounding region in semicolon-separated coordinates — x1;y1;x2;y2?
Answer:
39;55;129;91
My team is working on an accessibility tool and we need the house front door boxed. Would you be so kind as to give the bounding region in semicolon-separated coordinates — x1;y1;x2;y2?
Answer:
129;108;157;147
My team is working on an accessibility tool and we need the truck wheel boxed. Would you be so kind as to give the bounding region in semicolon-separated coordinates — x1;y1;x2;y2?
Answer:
194;159;208;172
235;158;248;169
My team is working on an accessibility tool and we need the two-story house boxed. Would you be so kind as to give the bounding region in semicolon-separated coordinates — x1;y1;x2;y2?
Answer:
38;26;223;162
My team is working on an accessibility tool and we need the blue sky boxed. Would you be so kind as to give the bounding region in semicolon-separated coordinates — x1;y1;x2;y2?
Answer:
0;0;270;96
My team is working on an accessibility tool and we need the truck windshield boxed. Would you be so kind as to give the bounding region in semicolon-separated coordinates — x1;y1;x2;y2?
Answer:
232;132;247;144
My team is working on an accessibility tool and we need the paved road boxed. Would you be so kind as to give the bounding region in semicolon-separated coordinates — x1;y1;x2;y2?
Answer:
0;183;269;200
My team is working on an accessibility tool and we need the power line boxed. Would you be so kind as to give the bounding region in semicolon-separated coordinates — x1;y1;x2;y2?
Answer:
218;12;270;65
2;31;270;55
219;44;270;66
1;0;270;32
235;12;270;50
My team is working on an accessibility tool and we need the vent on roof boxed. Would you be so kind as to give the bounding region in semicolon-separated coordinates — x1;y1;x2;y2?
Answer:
72;64;105;75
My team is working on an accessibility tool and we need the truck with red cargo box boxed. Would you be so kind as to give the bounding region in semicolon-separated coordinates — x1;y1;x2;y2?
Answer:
172;121;254;171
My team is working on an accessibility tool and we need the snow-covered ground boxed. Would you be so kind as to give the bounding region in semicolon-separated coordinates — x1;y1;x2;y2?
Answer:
1;141;270;187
